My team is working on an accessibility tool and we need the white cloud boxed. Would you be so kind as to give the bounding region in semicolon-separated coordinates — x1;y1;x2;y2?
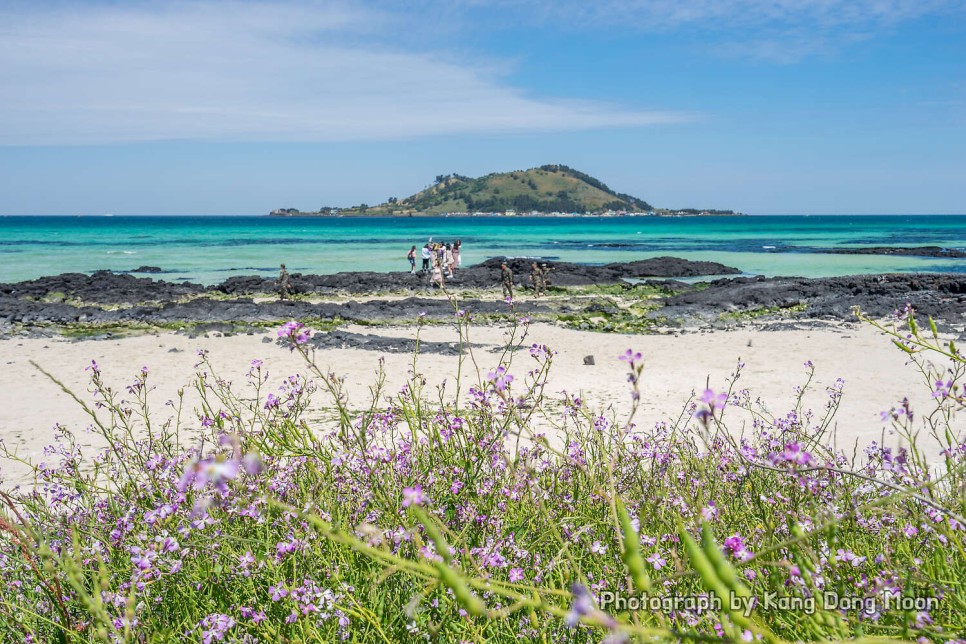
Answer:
469;0;966;62
485;0;962;30
0;1;687;146
556;0;955;29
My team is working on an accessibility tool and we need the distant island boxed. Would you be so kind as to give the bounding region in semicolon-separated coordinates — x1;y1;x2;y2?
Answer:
269;165;740;217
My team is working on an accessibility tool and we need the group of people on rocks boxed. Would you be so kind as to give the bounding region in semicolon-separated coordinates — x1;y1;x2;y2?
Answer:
408;239;462;288
275;244;554;300
500;260;554;299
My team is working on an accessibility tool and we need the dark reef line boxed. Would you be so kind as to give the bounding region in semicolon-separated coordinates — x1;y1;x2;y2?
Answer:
2;257;966;340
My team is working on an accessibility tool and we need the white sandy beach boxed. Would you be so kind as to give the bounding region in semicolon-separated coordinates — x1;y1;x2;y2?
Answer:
0;322;953;483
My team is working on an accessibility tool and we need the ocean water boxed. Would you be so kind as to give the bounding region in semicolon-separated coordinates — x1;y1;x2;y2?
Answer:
1;215;964;285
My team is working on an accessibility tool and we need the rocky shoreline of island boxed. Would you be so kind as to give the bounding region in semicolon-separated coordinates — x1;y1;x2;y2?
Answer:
267;209;742;218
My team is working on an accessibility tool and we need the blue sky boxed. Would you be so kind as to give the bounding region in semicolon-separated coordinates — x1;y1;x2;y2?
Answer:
0;0;963;215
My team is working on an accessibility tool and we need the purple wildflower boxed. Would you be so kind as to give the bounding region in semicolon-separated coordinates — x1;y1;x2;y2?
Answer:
197;613;236;644
486;366;514;392
835;549;867;567
177;455;241;495
772;442;814;467
529;343;552;359
932;379;953;399
241;453;263;476
700;503;719;521
619;349;642;365
699;388;728;409
402;485;428;508
723;534;753;562
278;320;311;347
130;547;156;571
565;584;595;627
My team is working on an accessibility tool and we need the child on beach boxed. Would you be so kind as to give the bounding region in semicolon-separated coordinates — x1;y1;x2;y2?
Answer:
430;255;444;288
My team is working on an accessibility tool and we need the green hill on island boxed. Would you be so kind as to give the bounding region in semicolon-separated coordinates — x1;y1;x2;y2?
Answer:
270;165;736;216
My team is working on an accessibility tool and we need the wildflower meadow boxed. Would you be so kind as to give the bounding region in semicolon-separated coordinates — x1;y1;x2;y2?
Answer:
0;303;964;642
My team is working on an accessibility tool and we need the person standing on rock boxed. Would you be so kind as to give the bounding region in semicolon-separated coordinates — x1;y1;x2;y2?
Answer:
276;264;291;300
529;261;544;297
421;243;431;272
501;262;514;299
453;240;462;269
407;246;417;274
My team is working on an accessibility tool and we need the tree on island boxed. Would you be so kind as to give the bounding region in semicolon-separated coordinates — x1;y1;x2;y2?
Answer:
266;165;745;216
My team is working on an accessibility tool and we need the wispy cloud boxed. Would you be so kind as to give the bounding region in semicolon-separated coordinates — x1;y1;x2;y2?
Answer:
533;0;958;29
468;0;966;62
0;1;688;146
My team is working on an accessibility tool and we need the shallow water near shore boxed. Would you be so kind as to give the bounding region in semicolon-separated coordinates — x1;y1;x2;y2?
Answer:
2;214;965;284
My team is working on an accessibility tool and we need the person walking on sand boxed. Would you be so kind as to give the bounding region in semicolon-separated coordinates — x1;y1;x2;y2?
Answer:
276;264;291;300
421;243;431;272
500;262;513;299
529;261;544;297
407;245;417;274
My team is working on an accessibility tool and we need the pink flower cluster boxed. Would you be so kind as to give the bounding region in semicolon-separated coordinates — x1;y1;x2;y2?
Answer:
278;320;311;347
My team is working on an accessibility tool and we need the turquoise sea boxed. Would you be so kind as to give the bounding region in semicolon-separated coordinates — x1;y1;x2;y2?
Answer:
1;215;964;285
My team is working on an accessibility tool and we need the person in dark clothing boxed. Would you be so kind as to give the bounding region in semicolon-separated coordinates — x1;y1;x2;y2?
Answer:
501;262;513;299
529;261;544;297
276;264;291;300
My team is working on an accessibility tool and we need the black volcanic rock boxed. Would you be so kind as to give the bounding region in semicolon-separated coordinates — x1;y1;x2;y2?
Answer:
659;273;966;323
0;289;555;328
4;259;966;336
130;266;164;273
468;256;738;288
0;271;204;305
613;257;741;278
825;246;966;259
301;330;480;355
211;257;739;296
